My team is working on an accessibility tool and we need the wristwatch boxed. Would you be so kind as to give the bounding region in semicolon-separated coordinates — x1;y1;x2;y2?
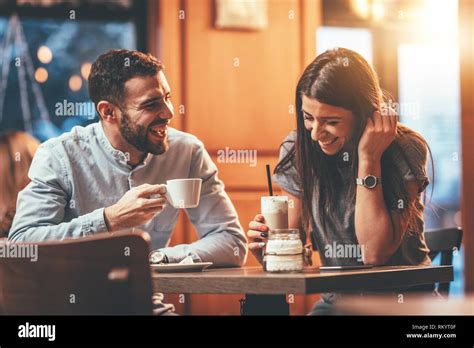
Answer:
149;250;168;264
356;175;382;189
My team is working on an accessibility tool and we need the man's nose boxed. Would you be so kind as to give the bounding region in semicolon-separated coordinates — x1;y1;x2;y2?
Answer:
159;101;174;120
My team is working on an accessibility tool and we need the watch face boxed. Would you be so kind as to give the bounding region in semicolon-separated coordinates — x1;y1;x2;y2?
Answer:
150;251;164;264
364;175;377;188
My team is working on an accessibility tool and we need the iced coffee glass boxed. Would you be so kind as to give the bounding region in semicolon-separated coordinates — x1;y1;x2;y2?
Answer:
261;196;289;270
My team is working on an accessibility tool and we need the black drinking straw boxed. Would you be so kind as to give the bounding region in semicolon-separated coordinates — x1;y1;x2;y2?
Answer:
266;164;273;196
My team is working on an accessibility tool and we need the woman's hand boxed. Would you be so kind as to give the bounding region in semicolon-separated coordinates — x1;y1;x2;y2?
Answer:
247;214;269;265
303;244;313;266
358;107;398;163
248;214;312;267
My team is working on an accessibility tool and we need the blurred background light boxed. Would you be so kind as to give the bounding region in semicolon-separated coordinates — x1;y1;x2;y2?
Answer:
34;67;48;83
37;45;52;64
68;74;82;91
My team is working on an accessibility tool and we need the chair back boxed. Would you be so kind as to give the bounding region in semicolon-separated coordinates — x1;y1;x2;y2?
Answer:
0;231;153;315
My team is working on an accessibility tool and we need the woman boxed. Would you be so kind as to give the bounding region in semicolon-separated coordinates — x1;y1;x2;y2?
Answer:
247;48;433;314
0;131;39;238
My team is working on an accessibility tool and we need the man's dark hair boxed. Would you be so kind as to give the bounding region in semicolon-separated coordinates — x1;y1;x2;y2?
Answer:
88;49;163;106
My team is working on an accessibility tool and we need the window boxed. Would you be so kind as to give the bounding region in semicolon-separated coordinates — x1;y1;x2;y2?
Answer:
317;26;373;64
398;43;463;295
318;0;463;295
398;44;461;229
0;0;145;141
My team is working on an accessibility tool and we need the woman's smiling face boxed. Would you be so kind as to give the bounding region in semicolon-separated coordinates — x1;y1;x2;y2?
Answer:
301;94;356;156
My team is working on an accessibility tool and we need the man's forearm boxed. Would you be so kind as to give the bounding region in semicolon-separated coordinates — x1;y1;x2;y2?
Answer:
354;159;397;265
8;208;108;242
159;230;248;267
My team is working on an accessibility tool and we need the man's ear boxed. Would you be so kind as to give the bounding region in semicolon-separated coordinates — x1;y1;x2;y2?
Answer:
97;101;117;123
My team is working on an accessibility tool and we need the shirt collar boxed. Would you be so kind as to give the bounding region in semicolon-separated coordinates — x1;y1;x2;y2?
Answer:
95;122;152;168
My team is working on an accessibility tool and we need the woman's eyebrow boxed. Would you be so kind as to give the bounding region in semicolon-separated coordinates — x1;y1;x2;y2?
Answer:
320;116;342;120
302;109;341;120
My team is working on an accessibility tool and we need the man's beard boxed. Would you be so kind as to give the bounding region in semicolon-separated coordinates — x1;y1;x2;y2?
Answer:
119;111;168;155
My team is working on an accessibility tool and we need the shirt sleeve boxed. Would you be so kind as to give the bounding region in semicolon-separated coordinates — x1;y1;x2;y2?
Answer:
272;131;302;197
8;144;108;242
159;140;248;267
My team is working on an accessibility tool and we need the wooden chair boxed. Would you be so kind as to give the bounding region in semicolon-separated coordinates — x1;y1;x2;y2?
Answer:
424;227;463;296
0;231;153;315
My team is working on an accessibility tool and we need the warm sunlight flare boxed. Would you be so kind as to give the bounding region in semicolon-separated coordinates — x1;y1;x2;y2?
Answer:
351;0;370;19
417;0;458;39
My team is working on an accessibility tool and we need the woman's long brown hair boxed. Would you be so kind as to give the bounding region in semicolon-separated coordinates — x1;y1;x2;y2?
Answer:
276;48;434;237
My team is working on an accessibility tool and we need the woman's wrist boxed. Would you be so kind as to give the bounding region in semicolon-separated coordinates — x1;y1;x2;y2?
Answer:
358;157;382;177
358;152;381;164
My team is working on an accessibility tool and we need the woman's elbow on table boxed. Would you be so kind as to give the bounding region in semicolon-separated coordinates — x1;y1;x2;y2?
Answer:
362;250;393;266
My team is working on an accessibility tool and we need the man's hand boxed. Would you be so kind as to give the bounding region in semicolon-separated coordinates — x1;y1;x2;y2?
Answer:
104;184;168;232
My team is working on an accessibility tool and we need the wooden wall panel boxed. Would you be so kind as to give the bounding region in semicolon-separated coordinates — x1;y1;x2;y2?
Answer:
155;0;185;131
300;0;320;67
212;155;281;191
184;0;300;151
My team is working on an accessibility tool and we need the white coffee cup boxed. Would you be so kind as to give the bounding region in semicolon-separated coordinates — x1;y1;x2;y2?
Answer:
165;178;202;209
261;196;289;230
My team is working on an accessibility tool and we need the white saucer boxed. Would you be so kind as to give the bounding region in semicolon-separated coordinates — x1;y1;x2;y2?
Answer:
151;262;213;273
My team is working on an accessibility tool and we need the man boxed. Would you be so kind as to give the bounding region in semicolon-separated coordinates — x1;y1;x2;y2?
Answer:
9;49;247;270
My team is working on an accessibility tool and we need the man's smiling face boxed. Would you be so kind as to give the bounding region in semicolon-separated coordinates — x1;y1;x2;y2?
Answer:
117;70;174;155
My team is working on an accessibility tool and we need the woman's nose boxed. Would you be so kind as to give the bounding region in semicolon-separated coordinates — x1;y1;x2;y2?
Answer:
311;122;324;141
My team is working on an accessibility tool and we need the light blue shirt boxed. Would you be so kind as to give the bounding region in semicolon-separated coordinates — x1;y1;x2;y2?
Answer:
8;122;248;266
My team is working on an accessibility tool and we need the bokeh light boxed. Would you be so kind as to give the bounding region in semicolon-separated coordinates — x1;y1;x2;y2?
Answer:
69;75;82;91
37;45;53;64
80;62;92;80
34;67;48;83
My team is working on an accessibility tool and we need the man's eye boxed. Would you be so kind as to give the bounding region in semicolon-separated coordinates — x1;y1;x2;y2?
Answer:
327;122;339;126
303;115;313;121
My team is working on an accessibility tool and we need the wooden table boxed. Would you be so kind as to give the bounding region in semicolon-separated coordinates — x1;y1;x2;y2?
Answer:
152;265;454;315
